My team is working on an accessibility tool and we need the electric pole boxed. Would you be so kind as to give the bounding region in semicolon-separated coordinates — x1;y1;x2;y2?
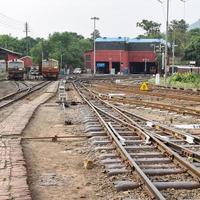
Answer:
172;41;178;74
24;22;30;55
91;17;100;75
164;0;169;83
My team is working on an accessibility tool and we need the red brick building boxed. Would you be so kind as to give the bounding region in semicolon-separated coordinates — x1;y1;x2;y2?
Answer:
84;38;165;74
20;56;33;69
0;47;21;71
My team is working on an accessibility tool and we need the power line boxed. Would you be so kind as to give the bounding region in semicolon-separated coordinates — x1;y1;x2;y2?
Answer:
0;20;22;31
0;12;24;26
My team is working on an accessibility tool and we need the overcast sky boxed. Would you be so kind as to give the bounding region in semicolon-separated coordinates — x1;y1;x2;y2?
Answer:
0;0;199;39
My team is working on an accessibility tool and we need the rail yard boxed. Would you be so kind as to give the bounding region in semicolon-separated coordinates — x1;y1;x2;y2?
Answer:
0;75;199;200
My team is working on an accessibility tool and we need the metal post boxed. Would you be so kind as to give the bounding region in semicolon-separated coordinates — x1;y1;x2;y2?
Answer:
143;58;149;75
164;0;169;84
60;54;63;70
172;41;178;74
24;22;30;55
91;17;99;75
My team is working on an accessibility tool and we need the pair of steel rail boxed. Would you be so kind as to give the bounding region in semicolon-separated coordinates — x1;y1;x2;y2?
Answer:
0;81;51;109
74;81;200;200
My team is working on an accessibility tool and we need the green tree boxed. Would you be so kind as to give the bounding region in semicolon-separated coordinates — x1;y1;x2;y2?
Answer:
91;29;101;40
168;19;189;57
0;35;20;52
136;20;162;38
19;37;38;55
184;35;200;66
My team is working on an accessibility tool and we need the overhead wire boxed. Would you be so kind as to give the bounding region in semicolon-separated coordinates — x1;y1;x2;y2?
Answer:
0;12;25;34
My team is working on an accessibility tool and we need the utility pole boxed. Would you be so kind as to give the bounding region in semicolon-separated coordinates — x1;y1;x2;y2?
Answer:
164;0;169;84
157;0;185;83
143;58;149;75
172;41;178;74
91;17;100;75
24;22;30;55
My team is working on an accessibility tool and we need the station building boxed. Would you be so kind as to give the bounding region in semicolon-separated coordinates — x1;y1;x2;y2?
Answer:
20;56;33;70
0;47;21;72
84;37;165;74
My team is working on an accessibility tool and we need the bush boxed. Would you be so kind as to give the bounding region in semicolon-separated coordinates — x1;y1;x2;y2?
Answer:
169;73;200;87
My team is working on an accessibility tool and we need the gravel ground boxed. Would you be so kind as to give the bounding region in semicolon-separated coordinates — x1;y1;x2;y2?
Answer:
0;80;17;98
0;81;52;123
21;83;152;200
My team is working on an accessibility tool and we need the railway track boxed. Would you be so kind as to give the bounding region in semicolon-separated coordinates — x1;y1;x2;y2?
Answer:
88;85;200;117
92;83;200;103
113;107;200;165
81;82;200;165
74;81;200;200
106;96;200;117
0;81;51;109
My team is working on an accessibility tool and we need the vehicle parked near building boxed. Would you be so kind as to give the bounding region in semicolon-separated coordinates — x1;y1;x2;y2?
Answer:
42;59;59;79
8;59;25;80
73;68;82;74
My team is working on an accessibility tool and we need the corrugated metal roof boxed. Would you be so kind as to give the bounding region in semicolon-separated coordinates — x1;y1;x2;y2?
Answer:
96;37;165;44
0;47;21;55
96;37;129;42
129;38;165;43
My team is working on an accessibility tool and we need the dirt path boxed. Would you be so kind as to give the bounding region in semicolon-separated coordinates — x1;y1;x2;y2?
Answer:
22;96;105;200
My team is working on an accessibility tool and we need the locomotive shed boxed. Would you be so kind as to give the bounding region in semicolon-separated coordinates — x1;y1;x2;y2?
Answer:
0;76;200;200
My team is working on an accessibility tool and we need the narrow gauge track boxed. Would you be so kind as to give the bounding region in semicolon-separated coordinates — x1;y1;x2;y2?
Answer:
92;83;200;103
0;81;51;109
94;92;200;117
111;106;200;166
155;85;200;95
74;81;200;200
82;83;200;166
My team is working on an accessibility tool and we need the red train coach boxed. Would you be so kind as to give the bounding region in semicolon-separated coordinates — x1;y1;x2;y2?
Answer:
170;66;200;74
42;59;59;79
8;59;25;80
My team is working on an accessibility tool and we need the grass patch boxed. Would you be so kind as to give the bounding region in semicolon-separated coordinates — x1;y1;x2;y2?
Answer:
150;73;200;89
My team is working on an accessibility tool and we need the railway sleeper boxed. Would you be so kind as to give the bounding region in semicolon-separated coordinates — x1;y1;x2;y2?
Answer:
121;136;141;140
107;168;132;176
140;163;176;169
104;163;125;169
125;145;157;152
99;153;118;160
91;140;111;146
130;152;164;158
153;181;200;190
85;122;102;127
87;131;107;137
135;157;171;165
143;168;186;176
95;146;115;152
85;126;104;132
101;158;122;165
88;136;109;142
124;140;148;145
113;181;139;192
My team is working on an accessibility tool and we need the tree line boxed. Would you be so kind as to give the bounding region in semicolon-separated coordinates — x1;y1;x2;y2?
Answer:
0;19;199;67
137;19;200;65
0;32;92;68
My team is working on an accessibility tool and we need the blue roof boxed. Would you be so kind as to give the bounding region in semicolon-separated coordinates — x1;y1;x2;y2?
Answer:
129;38;165;43
95;37;165;44
96;37;129;42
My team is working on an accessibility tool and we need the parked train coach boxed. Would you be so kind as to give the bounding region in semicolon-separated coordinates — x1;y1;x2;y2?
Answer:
42;59;59;79
8;59;25;80
170;66;200;74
